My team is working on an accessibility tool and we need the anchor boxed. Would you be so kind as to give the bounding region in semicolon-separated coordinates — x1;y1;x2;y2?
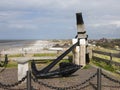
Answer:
31;12;88;78
31;42;82;78
0;54;8;67
0;54;8;72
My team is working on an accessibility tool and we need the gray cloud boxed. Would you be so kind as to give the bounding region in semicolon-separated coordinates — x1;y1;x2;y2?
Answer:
0;0;120;39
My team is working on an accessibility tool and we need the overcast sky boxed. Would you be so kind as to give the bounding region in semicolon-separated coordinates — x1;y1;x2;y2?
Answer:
0;0;120;40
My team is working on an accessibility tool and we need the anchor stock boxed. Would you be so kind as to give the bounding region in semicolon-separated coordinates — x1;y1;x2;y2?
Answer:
31;42;81;78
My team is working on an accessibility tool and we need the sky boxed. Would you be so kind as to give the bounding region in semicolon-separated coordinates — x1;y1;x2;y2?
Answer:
0;0;120;40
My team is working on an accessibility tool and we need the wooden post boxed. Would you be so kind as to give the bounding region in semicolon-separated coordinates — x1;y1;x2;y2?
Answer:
72;39;80;65
27;70;32;90
108;53;112;66
89;48;93;59
97;68;102;90
110;53;112;62
92;49;94;59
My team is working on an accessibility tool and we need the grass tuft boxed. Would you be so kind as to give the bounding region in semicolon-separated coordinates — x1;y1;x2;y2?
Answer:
33;53;57;57
83;64;91;69
91;59;116;72
7;61;18;68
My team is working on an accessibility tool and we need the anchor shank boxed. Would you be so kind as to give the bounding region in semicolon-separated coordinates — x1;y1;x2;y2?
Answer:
41;42;78;73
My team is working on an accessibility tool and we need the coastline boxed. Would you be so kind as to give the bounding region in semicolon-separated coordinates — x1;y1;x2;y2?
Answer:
0;40;56;55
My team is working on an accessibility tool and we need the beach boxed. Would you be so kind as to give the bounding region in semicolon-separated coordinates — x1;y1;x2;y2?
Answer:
0;40;71;55
0;40;52;55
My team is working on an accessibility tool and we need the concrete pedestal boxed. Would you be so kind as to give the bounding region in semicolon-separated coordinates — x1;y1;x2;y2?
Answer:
79;39;86;66
17;59;29;81
72;39;80;65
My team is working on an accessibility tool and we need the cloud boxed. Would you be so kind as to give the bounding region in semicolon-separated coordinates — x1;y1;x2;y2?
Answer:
0;0;119;11
8;23;37;29
0;0;120;39
110;21;120;27
88;20;120;28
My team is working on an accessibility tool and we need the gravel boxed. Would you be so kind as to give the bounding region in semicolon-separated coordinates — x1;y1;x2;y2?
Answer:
0;66;120;90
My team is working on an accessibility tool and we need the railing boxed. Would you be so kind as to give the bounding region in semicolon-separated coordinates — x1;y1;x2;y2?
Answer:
92;50;120;67
0;68;119;90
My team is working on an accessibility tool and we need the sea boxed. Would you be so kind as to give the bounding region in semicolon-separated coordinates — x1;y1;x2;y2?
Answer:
0;40;36;51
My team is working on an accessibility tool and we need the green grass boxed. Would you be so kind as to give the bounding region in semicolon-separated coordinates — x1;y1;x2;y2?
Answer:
6;61;18;68
83;64;91;69
33;53;57;57
94;46;119;53
5;58;71;69
8;54;23;57
59;59;70;63
93;52;120;63
91;59;118;73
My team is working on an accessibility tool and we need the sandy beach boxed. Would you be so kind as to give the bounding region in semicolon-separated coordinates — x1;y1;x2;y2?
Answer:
0;40;70;55
0;40;53;55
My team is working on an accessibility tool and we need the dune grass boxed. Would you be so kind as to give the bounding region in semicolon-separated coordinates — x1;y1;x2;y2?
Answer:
33;53;57;57
6;61;18;68
8;54;23;57
91;59;119;73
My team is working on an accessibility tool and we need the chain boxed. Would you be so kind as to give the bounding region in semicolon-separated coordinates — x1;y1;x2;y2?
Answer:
0;75;27;89
79;84;90;90
90;83;120;88
32;72;97;90
102;72;120;84
102;84;120;88
0;64;7;73
68;84;90;90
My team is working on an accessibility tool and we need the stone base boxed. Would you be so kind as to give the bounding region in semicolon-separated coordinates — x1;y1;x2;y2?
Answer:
17;58;29;81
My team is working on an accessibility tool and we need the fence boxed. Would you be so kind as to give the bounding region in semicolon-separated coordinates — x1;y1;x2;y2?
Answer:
92;50;120;67
0;68;120;90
